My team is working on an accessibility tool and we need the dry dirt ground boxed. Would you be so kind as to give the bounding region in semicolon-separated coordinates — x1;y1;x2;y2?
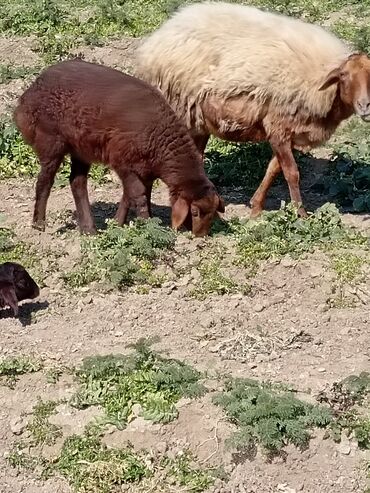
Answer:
0;37;370;493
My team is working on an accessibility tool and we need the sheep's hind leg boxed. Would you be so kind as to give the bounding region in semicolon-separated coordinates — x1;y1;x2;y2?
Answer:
33;138;65;231
250;156;281;218
270;141;307;217
69;155;96;235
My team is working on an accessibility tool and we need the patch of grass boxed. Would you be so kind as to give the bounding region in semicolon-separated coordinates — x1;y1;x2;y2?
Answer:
331;253;366;284
70;339;206;427
50;432;149;493
7;441;43;470
0;355;43;388
190;252;250;299
225;203;367;274
213;377;332;455
0;64;40;84
64;218;176;290
165;451;215;492
27;398;62;446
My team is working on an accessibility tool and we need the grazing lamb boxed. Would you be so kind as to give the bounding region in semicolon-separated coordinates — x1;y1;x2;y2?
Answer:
14;59;224;237
0;262;40;316
135;1;370;217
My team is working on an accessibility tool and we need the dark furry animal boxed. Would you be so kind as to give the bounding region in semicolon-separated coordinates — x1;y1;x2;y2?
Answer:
0;262;40;316
13;59;224;237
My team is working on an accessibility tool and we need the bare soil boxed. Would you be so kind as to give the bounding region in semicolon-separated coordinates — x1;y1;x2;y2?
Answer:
0;36;369;493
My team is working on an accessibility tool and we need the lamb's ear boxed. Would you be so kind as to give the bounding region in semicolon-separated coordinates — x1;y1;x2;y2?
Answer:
171;197;190;230
319;67;341;91
0;281;19;317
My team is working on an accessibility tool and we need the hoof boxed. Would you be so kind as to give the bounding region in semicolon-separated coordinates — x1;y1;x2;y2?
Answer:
298;207;308;218
249;206;263;219
80;228;97;236
32;221;45;232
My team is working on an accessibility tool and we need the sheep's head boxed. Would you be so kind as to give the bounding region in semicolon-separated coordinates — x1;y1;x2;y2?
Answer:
319;53;370;121
171;190;225;237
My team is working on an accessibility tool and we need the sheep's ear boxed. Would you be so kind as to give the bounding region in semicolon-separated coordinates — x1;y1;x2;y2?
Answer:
217;196;225;213
319;67;341;91
0;281;19;316
171;197;190;230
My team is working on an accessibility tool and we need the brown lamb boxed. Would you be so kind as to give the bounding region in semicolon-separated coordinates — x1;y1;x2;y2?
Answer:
13;59;224;237
0;262;40;317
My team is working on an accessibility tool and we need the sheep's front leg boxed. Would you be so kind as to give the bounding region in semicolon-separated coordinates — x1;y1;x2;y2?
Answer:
70;156;96;235
270;140;307;217
250;155;281;217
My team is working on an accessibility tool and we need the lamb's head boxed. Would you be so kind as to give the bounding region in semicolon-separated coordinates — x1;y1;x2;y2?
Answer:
319;53;370;121
171;188;225;237
0;262;39;316
10;262;40;302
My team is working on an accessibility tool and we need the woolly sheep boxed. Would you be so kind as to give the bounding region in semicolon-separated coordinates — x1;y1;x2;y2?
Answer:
135;1;370;217
13;59;224;237
0;262;39;317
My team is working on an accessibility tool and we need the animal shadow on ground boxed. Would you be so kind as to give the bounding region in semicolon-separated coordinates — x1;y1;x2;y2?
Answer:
56;201;172;234
0;300;49;327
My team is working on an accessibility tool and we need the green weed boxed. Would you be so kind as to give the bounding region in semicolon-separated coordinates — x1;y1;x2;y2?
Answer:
213;377;332;455
70;340;206;427
226;203;367;274
51;433;149;493
0;355;43;388
165;451;215;492
0;64;40;84
27;398;62;446
190;253;250;299
64;218;176;290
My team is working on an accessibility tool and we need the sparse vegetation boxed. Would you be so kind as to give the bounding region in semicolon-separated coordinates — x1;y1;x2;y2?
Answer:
27;398;62;446
64;218;176;290
70;340;206;427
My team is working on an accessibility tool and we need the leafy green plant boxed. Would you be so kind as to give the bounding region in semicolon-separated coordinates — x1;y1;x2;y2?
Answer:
226;203;367;273
190;254;250;299
51;433;149;493
165;451;215;492
0;64;40;84
27;399;62;446
213;378;332;454
64;218;176;290
0;355;43;388
70;340;206;427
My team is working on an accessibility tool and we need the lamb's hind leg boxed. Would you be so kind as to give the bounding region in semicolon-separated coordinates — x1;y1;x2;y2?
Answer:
115;172;149;226
69;155;96;234
270;140;307;217
33;135;66;231
250;155;281;218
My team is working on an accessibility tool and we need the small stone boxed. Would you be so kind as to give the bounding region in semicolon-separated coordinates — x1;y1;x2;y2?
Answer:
156;441;168;454
131;404;142;417
10;417;26;435
114;331;123;337
337;440;351;455
317;367;326;373
254;302;266;313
